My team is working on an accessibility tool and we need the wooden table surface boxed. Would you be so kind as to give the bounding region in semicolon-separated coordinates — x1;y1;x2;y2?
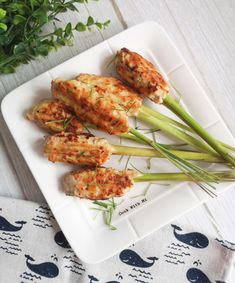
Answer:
0;0;235;278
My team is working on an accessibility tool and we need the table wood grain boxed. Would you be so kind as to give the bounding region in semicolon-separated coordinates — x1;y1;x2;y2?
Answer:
0;0;234;278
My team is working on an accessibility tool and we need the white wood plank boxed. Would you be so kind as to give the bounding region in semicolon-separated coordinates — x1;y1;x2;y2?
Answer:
231;264;235;283
0;134;24;199
206;189;235;241
0;116;45;202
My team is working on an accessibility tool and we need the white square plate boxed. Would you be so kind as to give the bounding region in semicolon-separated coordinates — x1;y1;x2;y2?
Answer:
2;22;235;263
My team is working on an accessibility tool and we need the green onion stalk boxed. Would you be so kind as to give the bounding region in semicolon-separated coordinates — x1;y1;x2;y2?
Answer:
134;170;235;185
111;144;223;163
127;127;219;197
137;108;217;155
68;167;235;201
140;104;235;152
88;169;235;229
137;102;235;166
89;167;233;230
162;94;235;166
87;124;221;194
88;124;220;195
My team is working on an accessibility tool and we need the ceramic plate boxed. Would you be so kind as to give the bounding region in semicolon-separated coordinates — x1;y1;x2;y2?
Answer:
2;22;234;263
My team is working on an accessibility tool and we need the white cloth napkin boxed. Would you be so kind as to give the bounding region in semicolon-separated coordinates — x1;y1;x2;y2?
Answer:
0;196;234;283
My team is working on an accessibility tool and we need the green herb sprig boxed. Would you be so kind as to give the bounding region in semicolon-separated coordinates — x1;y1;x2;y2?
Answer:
63;116;73;129
0;0;110;73
91;198;118;230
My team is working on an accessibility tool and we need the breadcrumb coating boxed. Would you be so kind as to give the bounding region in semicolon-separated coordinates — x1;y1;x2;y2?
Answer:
63;167;136;200
115;48;169;104
26;99;83;134
76;73;142;116
44;133;112;166
52;79;129;135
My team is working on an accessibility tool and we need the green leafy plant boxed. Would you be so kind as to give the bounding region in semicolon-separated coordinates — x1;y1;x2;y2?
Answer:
0;0;110;73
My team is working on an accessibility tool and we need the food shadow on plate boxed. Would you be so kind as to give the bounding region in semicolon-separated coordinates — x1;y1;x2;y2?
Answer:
22;87;51;129
25;87;51;110
98;53;119;78
31;138;46;160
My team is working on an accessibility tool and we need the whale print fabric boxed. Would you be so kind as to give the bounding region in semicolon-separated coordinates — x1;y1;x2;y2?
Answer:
0;196;234;283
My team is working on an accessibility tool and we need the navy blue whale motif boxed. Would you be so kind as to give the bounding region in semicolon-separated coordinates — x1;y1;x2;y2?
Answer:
0;215;26;232
187;268;212;283
25;255;59;278
54;230;71;248
88;275;99;282
172;224;209;248
119;249;158;268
